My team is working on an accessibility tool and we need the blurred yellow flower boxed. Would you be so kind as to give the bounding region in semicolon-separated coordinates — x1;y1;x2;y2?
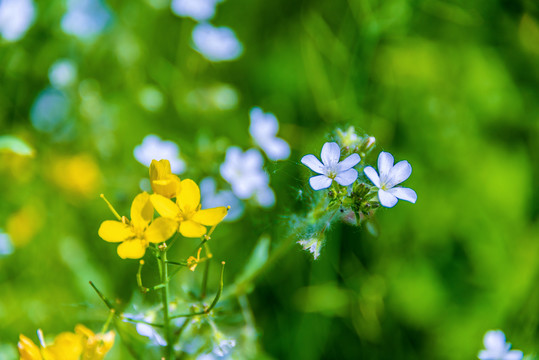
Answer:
150;159;181;199
151;179;228;238
98;192;177;259
187;248;202;271
50;154;101;197
18;325;114;360
7;203;44;247
75;324;115;360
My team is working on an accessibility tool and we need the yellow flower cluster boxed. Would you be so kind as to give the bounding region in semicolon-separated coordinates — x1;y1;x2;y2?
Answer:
18;325;114;360
98;159;228;259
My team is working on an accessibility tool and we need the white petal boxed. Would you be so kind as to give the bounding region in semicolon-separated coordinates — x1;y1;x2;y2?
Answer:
255;186;275;207
387;187;417;203
335;168;358;186
378;151;394;183
309;175;332;190
378;189;398;208
504;350;524;360
301;154;324;174
386;160;412;187
363;166;381;188
337;153;360;172
477;350;490;360
262;137;290;160
484;330;507;351
244;148;264;169
321;142;341;166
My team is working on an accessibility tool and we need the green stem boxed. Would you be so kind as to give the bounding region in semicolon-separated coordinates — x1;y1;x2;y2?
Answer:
159;250;173;359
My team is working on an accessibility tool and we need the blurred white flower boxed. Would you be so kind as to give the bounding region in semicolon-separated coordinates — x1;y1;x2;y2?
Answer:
220;147;274;207
0;0;35;41
61;0;112;39
192;23;242;62
0;231;14;256
214;339;236;357
49;59;77;88
363;151;417;208
134;135;186;174
171;0;222;22
200;177;244;221
136;322;166;346
297;236;323;260
301;142;360;190
478;330;523;360
30;88;70;133
249;107;290;161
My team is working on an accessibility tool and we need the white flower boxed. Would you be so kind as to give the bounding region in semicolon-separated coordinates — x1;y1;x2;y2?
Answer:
133;134;186;174
191;23;242;62
478;330;523;360
200;177;244;221
0;0;35;41
220;147;274;207
171;0;222;22
297;236;324;260
49;59;77;88
0;231;14;256
61;0;112;39
249;107;290;161
363;151;417;208
301;142;360;190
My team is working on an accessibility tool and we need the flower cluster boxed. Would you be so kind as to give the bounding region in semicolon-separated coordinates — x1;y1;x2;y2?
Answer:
99;159;228;259
297;127;417;259
478;330;523;360
19;324;114;360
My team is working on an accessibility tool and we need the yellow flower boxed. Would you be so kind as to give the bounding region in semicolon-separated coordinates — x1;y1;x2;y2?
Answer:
18;334;42;360
151;179;228;238
18;326;114;360
75;324;115;360
187;248;202;271
150;159;181;199
98;192;177;259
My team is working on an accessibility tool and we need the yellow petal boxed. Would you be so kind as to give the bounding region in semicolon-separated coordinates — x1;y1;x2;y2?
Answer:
151;174;181;199
130;192;153;228
46;332;84;360
145;217;177;244
98;221;134;243
192;207;228;226
75;324;94;338
18;334;42;360
149;159;171;181
117;240;147;259
150;194;180;219
179;220;206;238
178;179;200;214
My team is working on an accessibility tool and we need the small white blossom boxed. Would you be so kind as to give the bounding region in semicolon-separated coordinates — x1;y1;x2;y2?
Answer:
49;59;77;88
171;0;222;22
0;0;35;41
191;23;242;62
301;142;360;190
249;107;290;161
297;236;324;260
220;147;274;207
478;330;523;360
363;151;417;208
61;0;112;39
133;134;186;174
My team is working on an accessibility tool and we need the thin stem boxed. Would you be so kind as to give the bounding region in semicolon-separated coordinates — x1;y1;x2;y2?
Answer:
120;316;164;328
170;261;225;319
89;281;115;311
201;257;210;300
101;309;115;334
99;194;122;221
137;260;149;293
160;249;173;359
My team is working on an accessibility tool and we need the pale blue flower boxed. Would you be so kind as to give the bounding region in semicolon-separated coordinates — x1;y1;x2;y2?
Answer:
0;231;14;256
200;177;244;221
220;147;275;207
171;0;222;22
61;0;112;39
192;23;242;62
364;151;417;208
478;330;523;360
134;134;186;174
249;107;290;161
0;0;35;41
30;88;70;133
301;142;360;190
49;59;77;88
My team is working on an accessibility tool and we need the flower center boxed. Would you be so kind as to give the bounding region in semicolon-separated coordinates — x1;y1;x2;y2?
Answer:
324;164;338;179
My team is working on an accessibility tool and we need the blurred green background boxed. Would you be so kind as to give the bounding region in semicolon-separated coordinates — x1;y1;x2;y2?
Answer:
1;0;538;358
